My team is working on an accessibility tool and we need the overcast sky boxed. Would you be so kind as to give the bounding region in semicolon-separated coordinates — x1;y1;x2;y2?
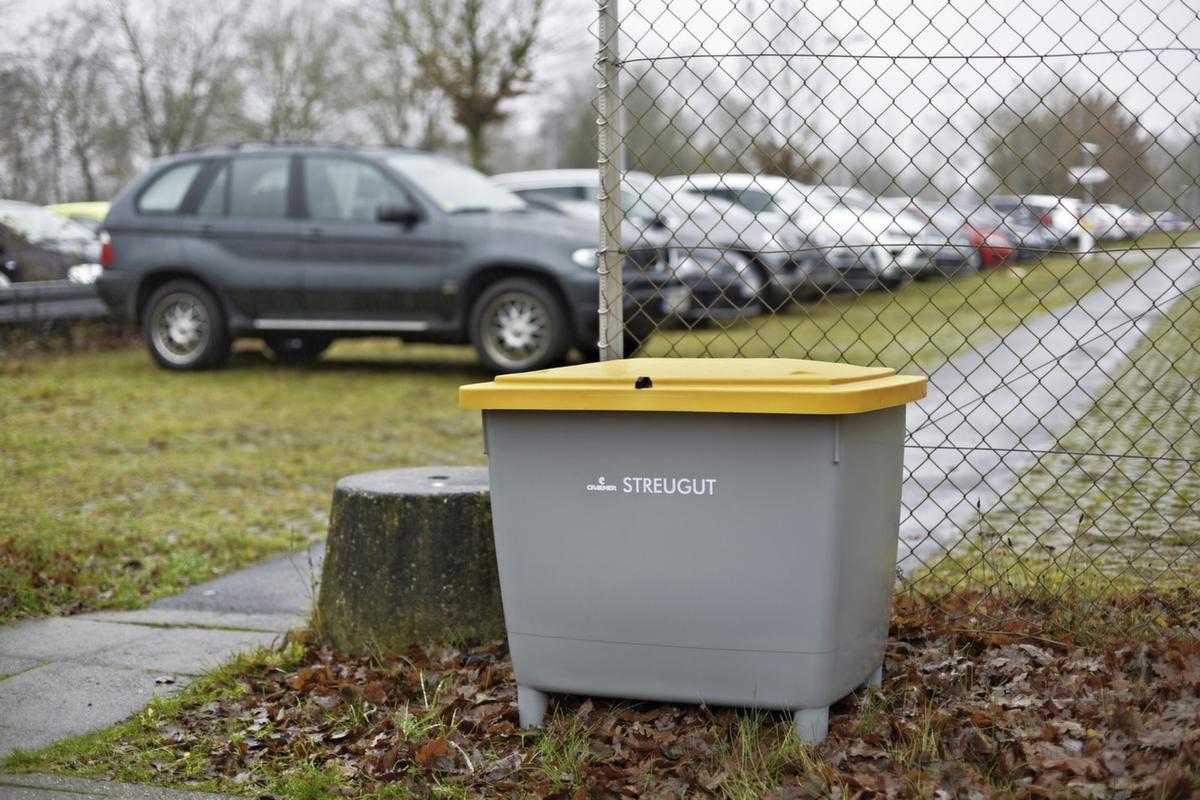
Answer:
611;0;1200;133
10;0;1198;167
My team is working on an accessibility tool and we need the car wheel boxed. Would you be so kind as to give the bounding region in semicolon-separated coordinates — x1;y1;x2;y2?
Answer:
143;279;230;370
470;278;569;374
265;335;333;364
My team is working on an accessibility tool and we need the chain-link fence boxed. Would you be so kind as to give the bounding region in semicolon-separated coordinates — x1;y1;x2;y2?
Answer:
585;0;1200;628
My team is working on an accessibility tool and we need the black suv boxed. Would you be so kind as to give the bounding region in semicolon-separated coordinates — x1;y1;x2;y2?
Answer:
95;144;677;372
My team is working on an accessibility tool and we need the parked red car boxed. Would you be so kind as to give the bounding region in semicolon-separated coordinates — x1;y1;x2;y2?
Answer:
908;201;1014;269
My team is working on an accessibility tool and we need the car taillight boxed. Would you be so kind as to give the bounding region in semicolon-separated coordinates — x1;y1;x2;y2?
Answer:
1040;212;1053;225
99;232;113;267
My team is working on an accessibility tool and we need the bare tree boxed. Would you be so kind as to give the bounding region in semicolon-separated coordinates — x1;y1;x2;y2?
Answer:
112;0;247;156
356;0;447;149
394;0;545;169
40;6;135;199
0;65;43;200
238;0;354;142
549;69;599;169
982;84;1155;205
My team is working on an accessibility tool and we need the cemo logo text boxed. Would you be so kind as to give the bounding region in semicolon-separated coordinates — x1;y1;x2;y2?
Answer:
586;476;717;496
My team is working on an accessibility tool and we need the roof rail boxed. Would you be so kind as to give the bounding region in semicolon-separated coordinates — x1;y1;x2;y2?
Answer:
180;140;355;154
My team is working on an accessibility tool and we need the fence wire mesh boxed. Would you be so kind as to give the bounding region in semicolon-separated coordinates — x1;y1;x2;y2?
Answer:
586;0;1200;632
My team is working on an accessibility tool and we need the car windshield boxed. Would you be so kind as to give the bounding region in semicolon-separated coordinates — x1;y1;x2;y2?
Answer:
624;176;680;217
793;189;843;216
69;216;103;234
383;153;525;213
0;203;96;245
674;191;757;227
968;207;1005;227
929;208;967;229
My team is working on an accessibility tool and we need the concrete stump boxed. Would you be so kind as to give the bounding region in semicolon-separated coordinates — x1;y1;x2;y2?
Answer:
316;467;504;651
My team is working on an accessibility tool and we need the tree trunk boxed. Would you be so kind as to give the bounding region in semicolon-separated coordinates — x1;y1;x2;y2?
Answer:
316;467;504;651
466;119;486;170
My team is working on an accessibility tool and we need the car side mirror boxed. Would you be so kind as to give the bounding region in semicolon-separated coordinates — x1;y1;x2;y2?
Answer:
377;201;420;225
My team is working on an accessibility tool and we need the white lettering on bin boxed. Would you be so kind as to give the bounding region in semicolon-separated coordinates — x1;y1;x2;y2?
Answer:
587;476;717;496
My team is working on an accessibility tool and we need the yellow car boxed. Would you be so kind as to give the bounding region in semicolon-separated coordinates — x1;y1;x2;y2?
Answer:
44;201;110;235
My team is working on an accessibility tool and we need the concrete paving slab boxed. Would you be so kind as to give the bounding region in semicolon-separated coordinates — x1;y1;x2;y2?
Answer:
0;657;43;680
150;545;323;618
80;610;303;634
0;662;181;739
0;620;155;663
0;543;323;761
91;627;279;676
0;773;237;798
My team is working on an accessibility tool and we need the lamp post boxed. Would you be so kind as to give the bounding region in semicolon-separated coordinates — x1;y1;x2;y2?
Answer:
1071;142;1105;260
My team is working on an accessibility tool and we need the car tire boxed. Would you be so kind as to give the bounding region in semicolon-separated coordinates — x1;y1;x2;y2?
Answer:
265;335;333;364
142;279;230;371
470;277;570;374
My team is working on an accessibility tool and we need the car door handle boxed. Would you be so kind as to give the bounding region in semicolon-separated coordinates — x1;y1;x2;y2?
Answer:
307;227;324;241
199;224;214;238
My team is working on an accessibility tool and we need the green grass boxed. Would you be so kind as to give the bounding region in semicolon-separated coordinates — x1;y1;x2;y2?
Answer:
643;237;1197;370
0;340;489;622
1;233;1192;623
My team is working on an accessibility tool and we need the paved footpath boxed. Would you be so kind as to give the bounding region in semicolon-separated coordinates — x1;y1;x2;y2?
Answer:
900;246;1199;568
0;543;324;783
0;773;238;799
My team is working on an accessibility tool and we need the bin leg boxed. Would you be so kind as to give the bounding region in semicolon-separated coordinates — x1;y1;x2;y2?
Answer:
517;685;549;729
792;707;828;744
861;664;883;690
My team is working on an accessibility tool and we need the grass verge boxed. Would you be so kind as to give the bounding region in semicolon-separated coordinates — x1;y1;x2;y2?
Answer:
643;235;1198;370
0;340;489;622
6;589;1197;798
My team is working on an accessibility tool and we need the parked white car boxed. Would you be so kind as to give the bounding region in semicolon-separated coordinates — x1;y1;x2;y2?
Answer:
1112;204;1154;239
1083;204;1124;240
1085;203;1152;240
666;173;914;291
828;188;977;277
492;169;835;305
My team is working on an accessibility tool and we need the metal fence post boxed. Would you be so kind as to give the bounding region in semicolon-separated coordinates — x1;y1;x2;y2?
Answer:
596;0;623;360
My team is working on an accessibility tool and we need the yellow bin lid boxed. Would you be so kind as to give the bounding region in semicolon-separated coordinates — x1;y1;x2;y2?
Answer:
459;358;927;415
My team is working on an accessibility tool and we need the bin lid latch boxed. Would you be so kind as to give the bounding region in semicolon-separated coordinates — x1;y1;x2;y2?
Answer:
634;376;653;390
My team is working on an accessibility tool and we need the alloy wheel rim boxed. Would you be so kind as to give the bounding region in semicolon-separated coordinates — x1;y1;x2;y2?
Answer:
151;292;210;365
481;291;551;370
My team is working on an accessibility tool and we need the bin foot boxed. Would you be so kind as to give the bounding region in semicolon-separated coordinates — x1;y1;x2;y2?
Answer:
517;685;549;729
861;664;883;690
792;707;829;744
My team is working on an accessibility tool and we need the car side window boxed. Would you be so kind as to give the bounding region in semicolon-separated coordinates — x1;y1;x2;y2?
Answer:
196;164;229;217
735;190;775;215
617;189;658;221
518;186;584;204
229;157;290;219
304;157;408;222
137;163;204;214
